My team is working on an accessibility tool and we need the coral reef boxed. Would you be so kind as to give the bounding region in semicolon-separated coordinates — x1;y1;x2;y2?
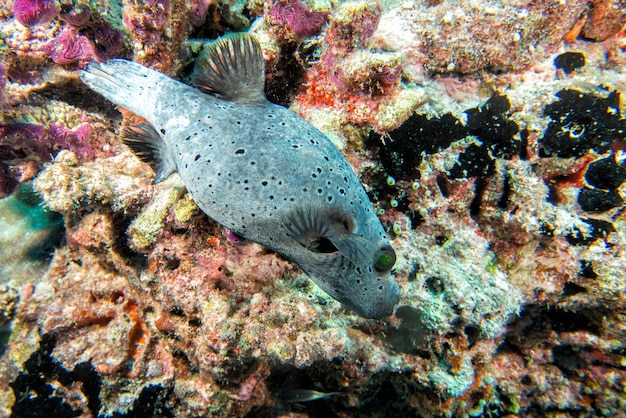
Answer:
0;0;626;417
372;0;589;75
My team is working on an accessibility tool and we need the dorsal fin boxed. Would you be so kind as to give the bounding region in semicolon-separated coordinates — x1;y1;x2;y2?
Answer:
191;33;267;103
121;123;176;183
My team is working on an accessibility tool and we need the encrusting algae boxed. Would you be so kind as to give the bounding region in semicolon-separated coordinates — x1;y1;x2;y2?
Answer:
0;0;625;416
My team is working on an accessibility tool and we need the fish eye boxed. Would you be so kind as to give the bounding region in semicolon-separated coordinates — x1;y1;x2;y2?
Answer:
374;245;396;273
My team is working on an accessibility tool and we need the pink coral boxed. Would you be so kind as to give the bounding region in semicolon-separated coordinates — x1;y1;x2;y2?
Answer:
188;0;211;27
48;123;97;161
13;0;59;27
268;0;329;39
44;26;101;65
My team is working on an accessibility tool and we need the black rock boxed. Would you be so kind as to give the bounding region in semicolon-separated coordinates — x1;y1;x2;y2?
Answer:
449;143;495;179
578;187;624;212
584;156;626;190
464;94;520;159
566;218;616;245
541;89;626;158
554;52;586;74
369;112;465;180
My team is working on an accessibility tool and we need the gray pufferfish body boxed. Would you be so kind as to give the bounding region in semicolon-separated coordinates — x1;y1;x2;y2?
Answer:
80;33;400;318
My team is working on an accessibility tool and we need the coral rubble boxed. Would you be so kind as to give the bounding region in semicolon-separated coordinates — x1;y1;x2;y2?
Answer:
1;0;625;417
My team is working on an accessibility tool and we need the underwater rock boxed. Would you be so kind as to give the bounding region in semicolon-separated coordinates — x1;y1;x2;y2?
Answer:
582;0;626;41
1;0;626;416
566;218;616;246
373;0;588;75
9;334;102;417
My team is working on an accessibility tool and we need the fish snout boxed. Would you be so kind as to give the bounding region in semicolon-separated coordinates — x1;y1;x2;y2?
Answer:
350;277;401;319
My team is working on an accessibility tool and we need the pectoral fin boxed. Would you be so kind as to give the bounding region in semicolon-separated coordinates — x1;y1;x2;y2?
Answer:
121;123;176;183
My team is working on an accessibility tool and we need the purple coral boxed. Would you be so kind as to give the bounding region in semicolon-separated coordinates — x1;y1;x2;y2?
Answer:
44;27;100;64
59;3;91;27
0;123;47;197
188;0;210;27
13;0;59;27
48;123;96;161
269;0;329;39
91;22;125;58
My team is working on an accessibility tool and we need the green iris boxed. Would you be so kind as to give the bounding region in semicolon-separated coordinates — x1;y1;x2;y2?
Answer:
374;246;396;272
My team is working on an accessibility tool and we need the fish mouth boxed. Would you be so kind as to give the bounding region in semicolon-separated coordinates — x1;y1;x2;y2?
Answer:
343;280;401;319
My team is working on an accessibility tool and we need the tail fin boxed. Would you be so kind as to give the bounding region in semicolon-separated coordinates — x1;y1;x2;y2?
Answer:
79;60;187;123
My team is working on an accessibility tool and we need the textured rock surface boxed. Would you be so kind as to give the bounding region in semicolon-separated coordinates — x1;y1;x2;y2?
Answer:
0;0;625;416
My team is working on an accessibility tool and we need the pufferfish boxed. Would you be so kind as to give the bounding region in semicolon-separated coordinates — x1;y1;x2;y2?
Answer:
79;33;400;318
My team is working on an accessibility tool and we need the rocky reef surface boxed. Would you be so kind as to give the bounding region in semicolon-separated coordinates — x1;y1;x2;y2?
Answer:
0;0;625;416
